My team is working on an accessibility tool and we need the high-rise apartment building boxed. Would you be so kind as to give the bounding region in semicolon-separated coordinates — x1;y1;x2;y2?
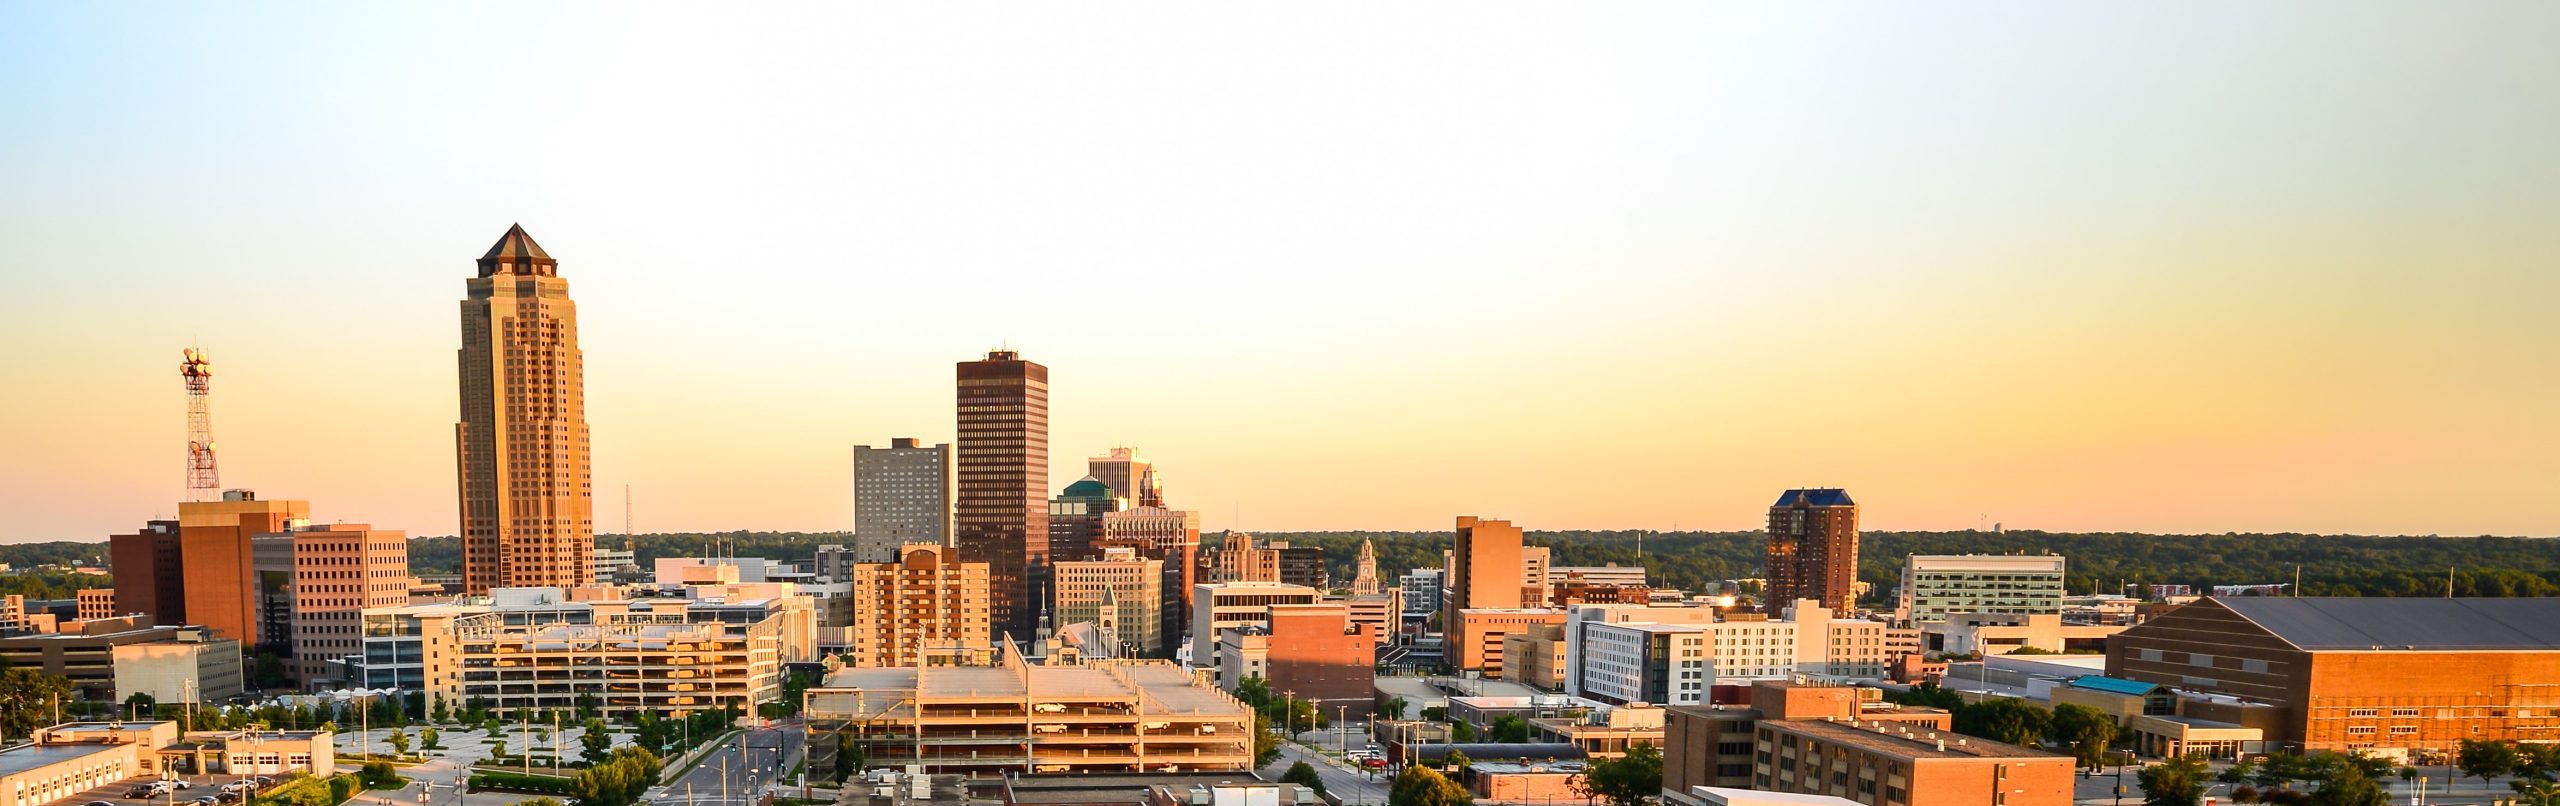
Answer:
456;224;594;593
1047;476;1121;565
1765;489;1858;614
107;520;185;627
1086;447;1150;509
1898;554;2067;623
1054;547;1163;657
1446;516;1526;637
289;523;410;686
1099;505;1202;657
853;438;953;563
180;490;309;646
955;350;1049;645
845;543;992;668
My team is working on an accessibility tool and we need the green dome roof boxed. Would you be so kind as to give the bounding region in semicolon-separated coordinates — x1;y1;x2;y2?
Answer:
1061;476;1115;499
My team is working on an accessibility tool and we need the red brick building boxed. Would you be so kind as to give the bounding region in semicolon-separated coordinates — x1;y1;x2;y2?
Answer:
2107;596;2560;754
1217;603;1375;718
1766;490;1858;614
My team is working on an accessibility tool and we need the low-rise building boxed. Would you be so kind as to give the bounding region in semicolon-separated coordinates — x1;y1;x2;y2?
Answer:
1753;719;2071;805
1662;681;1954;798
1500;623;1568;691
1;722;177;806
1919;613;2122;657
1451;608;1567;676
1190;582;1320;664
1214;604;1373;715
338;586;812;717
1532;702;1665;759
1467;761;1587;802
76;590;115;621
803;646;1254;779
0;621;240;702
113;630;247;705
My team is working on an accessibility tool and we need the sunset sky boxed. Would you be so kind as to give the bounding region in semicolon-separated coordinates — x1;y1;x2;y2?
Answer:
2;3;2554;544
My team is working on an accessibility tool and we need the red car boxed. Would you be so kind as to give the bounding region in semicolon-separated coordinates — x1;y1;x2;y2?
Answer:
1362;758;1387;769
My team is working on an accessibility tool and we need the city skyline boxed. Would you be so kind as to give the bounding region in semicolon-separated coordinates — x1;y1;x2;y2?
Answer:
5;3;2559;544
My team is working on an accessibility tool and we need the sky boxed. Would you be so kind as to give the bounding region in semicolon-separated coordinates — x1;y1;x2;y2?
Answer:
1;3;2555;543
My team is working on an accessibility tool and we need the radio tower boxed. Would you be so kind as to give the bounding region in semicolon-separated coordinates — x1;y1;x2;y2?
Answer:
181;347;219;500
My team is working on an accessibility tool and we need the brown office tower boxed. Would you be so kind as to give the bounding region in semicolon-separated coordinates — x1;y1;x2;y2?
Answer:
1445;516;1526;637
1765;489;1858;614
456;224;594;594
109;519;185;626
180;490;310;646
956;349;1049;646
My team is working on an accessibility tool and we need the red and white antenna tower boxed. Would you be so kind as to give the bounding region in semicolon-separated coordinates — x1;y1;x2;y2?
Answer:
181;347;219;500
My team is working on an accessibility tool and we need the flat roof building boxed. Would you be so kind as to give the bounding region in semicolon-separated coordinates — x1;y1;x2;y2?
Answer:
1898;555;2066;623
803;646;1253;779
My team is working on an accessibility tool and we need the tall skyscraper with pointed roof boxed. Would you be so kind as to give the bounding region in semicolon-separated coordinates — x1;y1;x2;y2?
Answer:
456;224;594;594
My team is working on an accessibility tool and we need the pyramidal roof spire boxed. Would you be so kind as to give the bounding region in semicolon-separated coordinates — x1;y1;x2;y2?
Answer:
477;223;559;277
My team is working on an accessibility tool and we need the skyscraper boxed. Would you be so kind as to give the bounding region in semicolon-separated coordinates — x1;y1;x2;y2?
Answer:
1047;476;1120;566
1766;488;1859;614
955;349;1049;645
853;438;953;563
456;224;594;594
1086;447;1149;509
1445;516;1526;637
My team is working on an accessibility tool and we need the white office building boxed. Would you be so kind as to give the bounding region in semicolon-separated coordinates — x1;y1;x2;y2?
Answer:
1897;555;2066;623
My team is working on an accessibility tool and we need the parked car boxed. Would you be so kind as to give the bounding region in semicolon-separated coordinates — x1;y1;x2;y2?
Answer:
124;789;159;799
1362;758;1387;769
168;782;192;790
84;800;116;806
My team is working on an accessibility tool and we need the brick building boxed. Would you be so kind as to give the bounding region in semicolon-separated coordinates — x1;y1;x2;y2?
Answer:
2106;596;2560;754
1216;603;1375;719
1451;608;1566;677
1662;680;2067;806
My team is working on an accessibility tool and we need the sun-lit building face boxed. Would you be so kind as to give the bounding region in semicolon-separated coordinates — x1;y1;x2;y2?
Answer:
1;4;2554;544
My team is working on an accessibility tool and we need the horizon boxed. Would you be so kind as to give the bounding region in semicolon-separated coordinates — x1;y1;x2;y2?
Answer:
4;3;2557;544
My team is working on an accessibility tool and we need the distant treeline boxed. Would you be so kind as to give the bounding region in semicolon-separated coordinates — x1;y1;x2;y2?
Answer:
1239;529;2560;601
17;527;2559;603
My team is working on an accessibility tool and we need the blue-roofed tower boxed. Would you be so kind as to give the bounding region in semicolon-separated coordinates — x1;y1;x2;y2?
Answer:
1766;488;1859;614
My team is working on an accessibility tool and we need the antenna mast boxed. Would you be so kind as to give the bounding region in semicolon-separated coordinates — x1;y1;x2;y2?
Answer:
181;347;219;500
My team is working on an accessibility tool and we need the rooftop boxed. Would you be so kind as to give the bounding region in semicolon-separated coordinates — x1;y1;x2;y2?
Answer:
2068;676;2165;697
2214;597;2560;651
815;659;1248;716
1773;489;1855;508
0;742;126;778
1763;719;2062;761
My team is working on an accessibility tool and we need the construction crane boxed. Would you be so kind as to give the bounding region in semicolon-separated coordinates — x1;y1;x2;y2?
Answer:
181;347;218;500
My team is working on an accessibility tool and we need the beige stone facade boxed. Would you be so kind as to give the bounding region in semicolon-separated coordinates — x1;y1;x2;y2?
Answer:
846;543;993;668
456;224;593;594
1055;547;1162;657
289;523;409;685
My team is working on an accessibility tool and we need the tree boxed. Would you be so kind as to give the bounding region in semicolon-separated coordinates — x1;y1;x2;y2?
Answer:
387;729;410;756
521;800;567;806
1574;743;1662;806
1490;715;1530;744
1885;682;1964;710
582;718;614;766
1254;714;1284;767
2044;703;2118;770
359;761;403;789
831;731;860;784
431;694;449;724
2306;765;2385;806
1444;749;1472;774
2221;759;2259;785
1388;766;1472;806
575;693;603;723
2138;754;2209;806
1448;721;1477;743
0;669;73;742
568;747;662;806
421;728;442;751
1952;698;2050;747
1282;761;1329;799
2514;779;2560;806
1381;697;1409;722
2459;739;2518;787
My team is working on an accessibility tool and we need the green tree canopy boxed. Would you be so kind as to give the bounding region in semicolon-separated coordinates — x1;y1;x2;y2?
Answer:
2460;739;2519;786
0;668;73;742
1282;761;1329;798
1574;743;1662;806
2139;754;2209;806
1952;697;2050;747
1490;715;1530;744
2306;765;2386;806
1388;765;1472;806
2044;703;2118;769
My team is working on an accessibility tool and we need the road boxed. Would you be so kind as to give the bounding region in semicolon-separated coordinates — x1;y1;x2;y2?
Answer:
1259;727;1388;805
649;724;803;806
2067;763;2539;805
